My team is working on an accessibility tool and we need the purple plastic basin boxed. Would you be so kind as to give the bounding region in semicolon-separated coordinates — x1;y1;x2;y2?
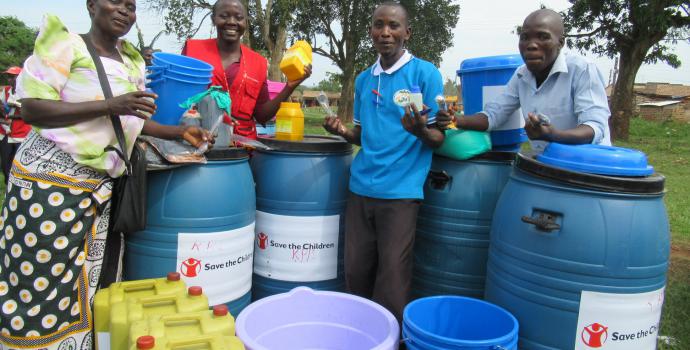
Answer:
236;287;399;350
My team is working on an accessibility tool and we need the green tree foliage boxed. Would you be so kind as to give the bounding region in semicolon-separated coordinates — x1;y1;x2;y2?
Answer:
443;77;458;97
292;0;459;121
145;0;294;80
315;72;343;92
0;17;36;85
562;0;690;140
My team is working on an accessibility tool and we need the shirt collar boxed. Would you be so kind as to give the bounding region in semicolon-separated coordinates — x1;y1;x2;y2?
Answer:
517;50;568;82
372;50;413;76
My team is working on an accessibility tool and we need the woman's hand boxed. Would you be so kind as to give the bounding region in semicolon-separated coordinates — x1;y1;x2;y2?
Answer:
286;64;312;89
106;91;158;119
182;126;214;149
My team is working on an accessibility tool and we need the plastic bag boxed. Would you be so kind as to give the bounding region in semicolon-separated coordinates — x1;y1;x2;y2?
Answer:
434;129;492;160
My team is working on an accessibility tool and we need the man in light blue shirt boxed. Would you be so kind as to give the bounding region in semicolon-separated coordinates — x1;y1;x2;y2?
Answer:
438;9;611;151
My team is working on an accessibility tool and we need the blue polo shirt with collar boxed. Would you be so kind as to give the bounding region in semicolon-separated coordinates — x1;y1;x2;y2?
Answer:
482;51;611;152
350;54;443;200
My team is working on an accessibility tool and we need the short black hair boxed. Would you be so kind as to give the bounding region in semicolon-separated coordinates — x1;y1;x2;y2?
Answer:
212;0;246;17
374;1;409;26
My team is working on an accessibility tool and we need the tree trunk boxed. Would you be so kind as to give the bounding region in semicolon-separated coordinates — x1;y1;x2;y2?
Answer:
267;26;287;81
610;44;646;141
339;64;356;122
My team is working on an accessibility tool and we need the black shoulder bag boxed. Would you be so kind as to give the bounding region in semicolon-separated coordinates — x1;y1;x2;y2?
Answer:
81;34;147;234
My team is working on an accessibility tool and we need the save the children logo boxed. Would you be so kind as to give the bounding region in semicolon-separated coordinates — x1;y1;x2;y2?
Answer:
581;323;609;348
257;232;268;250
180;257;202;278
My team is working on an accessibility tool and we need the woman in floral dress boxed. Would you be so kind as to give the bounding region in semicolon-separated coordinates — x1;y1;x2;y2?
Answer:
0;1;212;349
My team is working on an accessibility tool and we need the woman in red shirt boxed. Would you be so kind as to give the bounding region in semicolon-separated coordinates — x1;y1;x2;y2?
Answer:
183;0;311;139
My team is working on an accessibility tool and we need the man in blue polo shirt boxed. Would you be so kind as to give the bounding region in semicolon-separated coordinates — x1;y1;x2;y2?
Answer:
437;9;611;152
323;1;445;321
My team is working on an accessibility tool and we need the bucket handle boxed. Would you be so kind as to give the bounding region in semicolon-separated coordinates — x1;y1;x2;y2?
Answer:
146;78;164;88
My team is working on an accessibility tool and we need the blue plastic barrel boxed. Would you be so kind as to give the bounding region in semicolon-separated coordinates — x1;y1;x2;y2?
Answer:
250;136;353;300
413;152;514;299
403;296;518;350
484;151;669;349
124;148;256;317
457;55;527;151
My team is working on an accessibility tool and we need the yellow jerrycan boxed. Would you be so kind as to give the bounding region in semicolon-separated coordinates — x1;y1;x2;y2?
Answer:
280;40;312;81
95;273;187;350
128;305;236;347
110;286;209;350
131;335;245;350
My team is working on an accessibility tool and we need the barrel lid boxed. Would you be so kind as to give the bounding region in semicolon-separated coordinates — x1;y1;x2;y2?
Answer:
258;135;353;153
516;152;665;194
457;54;524;75
206;147;249;161
537;143;654;176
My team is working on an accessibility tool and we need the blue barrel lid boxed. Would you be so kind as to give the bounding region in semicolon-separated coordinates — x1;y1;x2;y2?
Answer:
457;54;524;75
536;143;654;176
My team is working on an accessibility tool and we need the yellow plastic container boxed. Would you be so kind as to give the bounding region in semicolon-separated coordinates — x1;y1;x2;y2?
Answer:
131;335;245;350
275;102;304;141
95;273;187;350
129;305;236;348
110;286;209;350
280;40;312;81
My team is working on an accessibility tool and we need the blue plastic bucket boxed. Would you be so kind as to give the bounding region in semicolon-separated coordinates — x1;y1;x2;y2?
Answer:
152;52;214;76
250;136;352;300
484;152;668;349
458;55;527;150
147;74;210;125
403;296;518;350
413;152;514;299
124;148;256;317
236;287;399;350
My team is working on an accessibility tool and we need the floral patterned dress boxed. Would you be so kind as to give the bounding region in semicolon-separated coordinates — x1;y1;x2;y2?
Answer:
0;15;146;350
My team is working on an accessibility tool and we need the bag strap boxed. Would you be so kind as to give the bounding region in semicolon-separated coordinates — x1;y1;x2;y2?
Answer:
80;33;132;175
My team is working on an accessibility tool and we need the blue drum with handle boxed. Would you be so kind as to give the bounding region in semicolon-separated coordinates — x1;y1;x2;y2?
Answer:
485;145;668;349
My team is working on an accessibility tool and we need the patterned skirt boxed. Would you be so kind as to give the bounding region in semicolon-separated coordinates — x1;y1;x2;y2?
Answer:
1;131;115;350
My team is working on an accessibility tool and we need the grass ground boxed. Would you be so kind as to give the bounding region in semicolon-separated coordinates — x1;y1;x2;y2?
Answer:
0;113;687;347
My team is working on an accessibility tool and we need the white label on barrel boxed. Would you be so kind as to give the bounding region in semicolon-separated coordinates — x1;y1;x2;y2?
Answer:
254;211;339;282
574;287;665;350
176;223;255;305
482;85;525;130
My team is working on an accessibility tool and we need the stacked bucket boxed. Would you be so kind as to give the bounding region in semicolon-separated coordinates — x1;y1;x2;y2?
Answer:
147;52;213;125
93;273;244;350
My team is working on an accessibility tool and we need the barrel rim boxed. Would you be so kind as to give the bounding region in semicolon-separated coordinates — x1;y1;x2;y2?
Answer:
206;147;249;160
257;135;353;153
515;152;665;194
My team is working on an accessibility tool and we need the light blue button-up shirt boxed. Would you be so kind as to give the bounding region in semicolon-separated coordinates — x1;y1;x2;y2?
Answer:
482;51;611;151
